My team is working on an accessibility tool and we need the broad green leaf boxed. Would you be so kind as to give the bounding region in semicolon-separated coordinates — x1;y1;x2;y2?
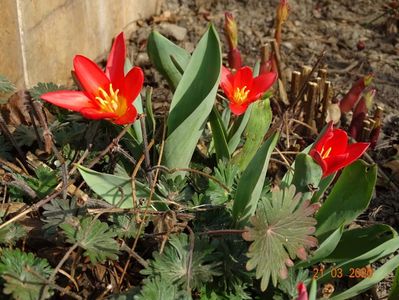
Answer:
209;107;230;161
388;267;399;300
296;225;344;268
0;249;53;299
231;99;273;171
291;153;323;202
315;160;377;238
281;145;312;187
147;31;191;90
318;236;399;283
77;165;159;208
232;132;279;223
60;216;119;264
242;185;318;291
163;25;221;176
329;254;399;300
324;224;397;263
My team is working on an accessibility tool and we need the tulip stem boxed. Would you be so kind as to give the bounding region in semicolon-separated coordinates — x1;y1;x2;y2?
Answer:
139;115;153;185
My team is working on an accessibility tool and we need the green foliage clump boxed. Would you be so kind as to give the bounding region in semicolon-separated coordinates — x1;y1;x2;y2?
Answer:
0;249;53;300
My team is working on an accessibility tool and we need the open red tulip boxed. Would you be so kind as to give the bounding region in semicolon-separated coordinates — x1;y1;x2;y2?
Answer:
220;66;276;115
41;32;144;125
309;122;370;177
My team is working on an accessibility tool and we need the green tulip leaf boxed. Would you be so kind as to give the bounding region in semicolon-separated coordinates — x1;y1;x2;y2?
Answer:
296;225;344;269
209;106;230;161
227;104;252;155
315;160;377;238
329;254;399;300
77;165;159;208
291;153;323;203
318;236;399;284
324;224;397;263
232;132;279;224
163;25;222;176
231;98;273;171
147;31;191;90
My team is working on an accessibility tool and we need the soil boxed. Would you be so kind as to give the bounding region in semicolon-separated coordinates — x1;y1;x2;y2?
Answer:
127;0;399;298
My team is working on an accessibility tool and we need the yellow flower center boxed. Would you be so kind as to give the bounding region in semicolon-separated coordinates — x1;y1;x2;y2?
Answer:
95;84;127;116
321;146;332;159
233;86;250;104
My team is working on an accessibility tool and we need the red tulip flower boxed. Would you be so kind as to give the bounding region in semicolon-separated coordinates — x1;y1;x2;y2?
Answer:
296;282;308;300
220;66;276;115
41;32;144;125
309;122;370;177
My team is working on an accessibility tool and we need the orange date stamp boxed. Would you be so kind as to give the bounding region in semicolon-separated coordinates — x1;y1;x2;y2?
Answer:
312;266;374;280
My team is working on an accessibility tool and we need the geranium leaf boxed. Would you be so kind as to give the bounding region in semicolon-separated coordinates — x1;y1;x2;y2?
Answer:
60;216;119;264
242;185;318;291
141;233;221;289
0;249;53;299
205;160;240;205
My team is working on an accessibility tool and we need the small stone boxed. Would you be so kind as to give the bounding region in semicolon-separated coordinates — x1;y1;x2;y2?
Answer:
158;23;187;41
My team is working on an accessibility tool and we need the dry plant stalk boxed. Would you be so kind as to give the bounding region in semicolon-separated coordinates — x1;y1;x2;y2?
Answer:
319;81;332;128
304;82;318;134
290;71;301;103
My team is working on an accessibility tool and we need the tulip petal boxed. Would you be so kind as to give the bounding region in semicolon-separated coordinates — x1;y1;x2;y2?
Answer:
113;105;138;125
309;149;328;175
247;72;277;102
233;66;253;90
74;55;110;97
229;101;249;116
41;91;96;112
220;66;234;99
324;128;348;156
106;32;126;89
122;67;144;102
323;153;350;176
80;107;117;120
346;142;370;164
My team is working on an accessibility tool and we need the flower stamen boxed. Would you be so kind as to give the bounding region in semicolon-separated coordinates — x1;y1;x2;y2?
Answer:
321;146;332;159
95;84;126;116
233;86;250;104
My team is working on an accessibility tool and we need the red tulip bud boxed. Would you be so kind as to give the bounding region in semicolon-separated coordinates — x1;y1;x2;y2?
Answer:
296;282;308;300
228;48;242;71
224;12;242;70
348;89;375;140
369;126;381;150
224;12;238;49
275;0;289;46
340;73;373;113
